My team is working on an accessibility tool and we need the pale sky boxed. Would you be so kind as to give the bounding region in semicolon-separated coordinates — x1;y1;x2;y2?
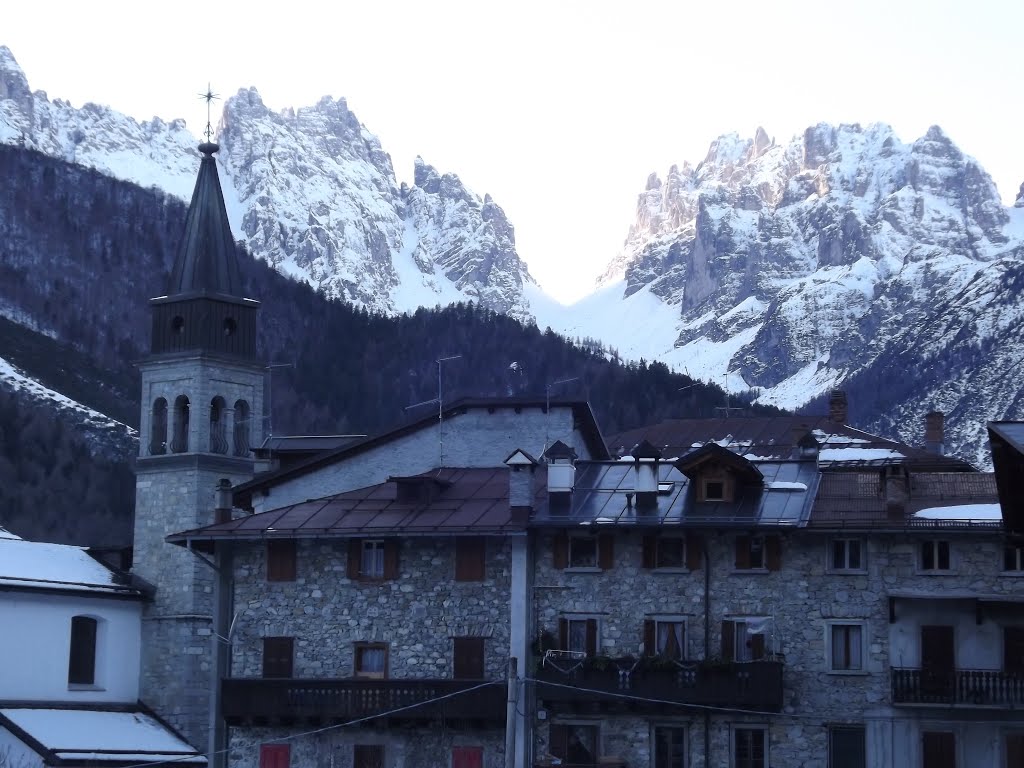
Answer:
4;0;1022;303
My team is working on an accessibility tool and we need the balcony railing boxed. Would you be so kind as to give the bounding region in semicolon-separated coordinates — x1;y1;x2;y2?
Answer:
222;678;505;724
534;658;784;712
891;668;1024;707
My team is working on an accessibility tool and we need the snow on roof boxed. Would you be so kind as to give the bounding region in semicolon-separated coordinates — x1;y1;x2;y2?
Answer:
765;481;808;491
0;708;206;764
0;524;22;540
818;447;905;462
913;504;1003;521
0;537;138;595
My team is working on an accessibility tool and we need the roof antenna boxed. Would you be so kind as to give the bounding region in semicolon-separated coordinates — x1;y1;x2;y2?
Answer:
198;83;219;143
406;355;462;468
545;376;579;453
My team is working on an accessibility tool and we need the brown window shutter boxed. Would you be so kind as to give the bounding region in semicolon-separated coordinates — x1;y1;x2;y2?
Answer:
765;535;782;571
453;637;486;679
267;540;296;582
548;724;569;761
643;620;656;656
750;632;766;660
735;537;751;569
598;534;615;570
558;618;568;650
641;535;656;569
455;537;486;581
721;620;735;661
262;636;294;678
585;618;598;656
383;540;400;580
686;534;703;570
347;539;362;580
553;531;569;570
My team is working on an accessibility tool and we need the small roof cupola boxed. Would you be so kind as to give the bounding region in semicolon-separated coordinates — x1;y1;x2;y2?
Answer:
630;439;662;510
543;440;577;497
149;141;259;360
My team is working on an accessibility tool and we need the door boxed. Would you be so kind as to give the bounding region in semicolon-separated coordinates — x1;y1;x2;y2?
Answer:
259;745;290;768
921;626;955;701
452;747;483;768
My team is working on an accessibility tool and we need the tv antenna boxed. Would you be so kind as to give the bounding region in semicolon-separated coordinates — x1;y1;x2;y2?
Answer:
198;83;219;143
405;355;462;466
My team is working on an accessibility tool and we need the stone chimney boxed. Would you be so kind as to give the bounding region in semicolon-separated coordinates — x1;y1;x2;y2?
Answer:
829;390;848;425
505;449;539;507
214;478;233;524
884;466;908;520
924;411;945;456
630;439;662;511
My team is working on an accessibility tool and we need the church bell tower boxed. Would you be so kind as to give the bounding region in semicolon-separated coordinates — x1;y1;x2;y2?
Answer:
132;140;264;753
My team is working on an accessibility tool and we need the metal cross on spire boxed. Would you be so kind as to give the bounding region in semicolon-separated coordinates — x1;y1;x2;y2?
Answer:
198;83;219;142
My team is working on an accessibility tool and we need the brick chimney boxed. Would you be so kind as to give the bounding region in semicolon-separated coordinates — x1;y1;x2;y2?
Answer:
924;411;945;456
829;390;848;425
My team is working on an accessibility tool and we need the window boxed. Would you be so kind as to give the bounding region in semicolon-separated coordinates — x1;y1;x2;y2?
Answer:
354;745;384;768
830;539;864;572
171;395;189;453
920;540;951;571
704;480;725;501
643;535;702;570
732;727;767;768
569;535;597;567
653;726;686;768
553;532;614;570
453;637;486;679
722;619;772;662
233;399;251;457
262;637;293;678
735;535;781;571
259;744;290;768
922;731;955;768
348;539;398;581
362;540;385;578
1006;734;1024;768
149;398;168;455
549;723;599;767
559;617;598;656
68;616;98;686
354;643;388;678
1004;627;1024;674
644;619;686;660
266;540;297;582
827;623;865;672
828;726;865;768
452;747;483;768
1004;545;1024;572
209;396;228;454
455;537;486;581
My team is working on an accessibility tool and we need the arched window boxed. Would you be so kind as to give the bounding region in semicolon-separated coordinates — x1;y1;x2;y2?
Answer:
150;398;168;455
233;400;251;457
209;396;228;454
68;615;98;685
171;395;190;453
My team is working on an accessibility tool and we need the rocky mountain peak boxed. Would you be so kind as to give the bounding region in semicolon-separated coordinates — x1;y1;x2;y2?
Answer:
0;45;31;110
1016;181;1024;208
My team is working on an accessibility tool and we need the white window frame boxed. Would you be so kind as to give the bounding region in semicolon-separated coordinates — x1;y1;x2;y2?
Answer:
825;620;867;674
651;724;687;768
361;540;385;578
919;539;953;573
653;616;688;660
731;725;768;768
828;538;866;573
568;534;599;570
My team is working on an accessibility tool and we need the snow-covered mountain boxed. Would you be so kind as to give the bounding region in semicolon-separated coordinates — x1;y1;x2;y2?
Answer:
533;123;1024;465
0;46;535;321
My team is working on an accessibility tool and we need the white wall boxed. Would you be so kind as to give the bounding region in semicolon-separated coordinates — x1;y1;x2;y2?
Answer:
889;598;1004;669
0;590;142;703
0;726;44;768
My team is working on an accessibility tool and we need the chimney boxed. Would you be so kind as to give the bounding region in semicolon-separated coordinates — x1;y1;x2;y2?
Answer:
505;449;539;507
214;478;233;524
630;439;662;511
924;411;945;456
829;390;848;425
543;441;577;513
884;466;908;520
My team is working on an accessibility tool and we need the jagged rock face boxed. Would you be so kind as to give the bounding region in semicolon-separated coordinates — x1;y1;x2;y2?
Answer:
0;47;535;321
594;122;1024;465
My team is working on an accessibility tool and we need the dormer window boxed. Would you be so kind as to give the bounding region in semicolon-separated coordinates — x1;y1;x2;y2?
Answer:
704;480;725;501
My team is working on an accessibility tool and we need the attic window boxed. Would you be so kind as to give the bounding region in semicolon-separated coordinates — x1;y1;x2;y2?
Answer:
704;480;725;501
658;481;674;495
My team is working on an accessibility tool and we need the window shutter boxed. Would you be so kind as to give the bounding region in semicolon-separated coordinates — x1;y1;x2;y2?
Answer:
383;540;400;580
452;747;483;768
721;620;735;661
548;725;569;761
553;532;569;570
735;537;751;569
259;744;290;768
585;619;598;656
453;637;486;679
686;534;703;570
643;620;656;656
598;534;614;570
262;637;294;678
455;537;486;581
267;541;296;582
750;632;766;660
765;535;782;571
641;535;656;569
558;618;569;650
347;540;362;579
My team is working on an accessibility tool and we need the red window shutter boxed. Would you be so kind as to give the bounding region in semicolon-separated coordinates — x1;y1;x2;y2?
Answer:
452;747;483;768
558;618;569;650
453;637;486;679
686;534;703;570
641;535;656;568
347;539;362;580
455;537;486;582
598;534;615;570
260;744;290;768
383;540;400;580
765;535;782;571
266;541;296;582
553;532;569;570
735;537;751;569
585;618;598;656
643;620;656;656
721;620;736;661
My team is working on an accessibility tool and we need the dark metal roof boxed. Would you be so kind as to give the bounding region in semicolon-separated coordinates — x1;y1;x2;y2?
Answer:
232;398;609;508
170;467;521;543
608;415;975;471
529;459;818;528
167;143;242;298
989;422;1024;535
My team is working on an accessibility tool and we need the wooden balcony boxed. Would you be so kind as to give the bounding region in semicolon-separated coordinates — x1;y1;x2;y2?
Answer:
892;668;1024;708
221;677;505;725
534;658;784;712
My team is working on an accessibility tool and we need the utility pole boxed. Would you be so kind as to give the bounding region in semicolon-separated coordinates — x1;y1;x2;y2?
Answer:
504;657;519;768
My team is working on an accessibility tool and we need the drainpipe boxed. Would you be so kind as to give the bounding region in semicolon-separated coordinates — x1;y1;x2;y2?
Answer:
703;535;711;768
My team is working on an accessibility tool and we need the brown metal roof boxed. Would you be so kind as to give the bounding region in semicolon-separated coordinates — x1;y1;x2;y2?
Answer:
168;467;520;543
